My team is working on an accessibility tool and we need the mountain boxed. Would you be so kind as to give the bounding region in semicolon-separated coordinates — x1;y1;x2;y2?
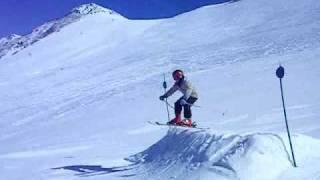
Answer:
0;0;319;179
0;34;21;43
0;3;121;59
70;3;120;16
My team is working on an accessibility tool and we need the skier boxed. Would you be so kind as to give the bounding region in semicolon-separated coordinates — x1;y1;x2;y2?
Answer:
159;69;198;126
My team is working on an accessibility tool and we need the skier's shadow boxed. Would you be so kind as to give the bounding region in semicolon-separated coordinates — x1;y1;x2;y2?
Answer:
52;164;137;177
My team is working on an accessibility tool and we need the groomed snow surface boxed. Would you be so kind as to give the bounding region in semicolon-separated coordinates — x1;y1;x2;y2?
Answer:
1;0;320;179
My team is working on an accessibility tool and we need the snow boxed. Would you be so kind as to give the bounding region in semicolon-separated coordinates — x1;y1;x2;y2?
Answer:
0;3;123;59
0;34;21;44
0;0;320;179
122;130;320;180
71;3;120;17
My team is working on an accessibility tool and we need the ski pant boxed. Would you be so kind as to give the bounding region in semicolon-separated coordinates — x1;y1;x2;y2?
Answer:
174;96;198;119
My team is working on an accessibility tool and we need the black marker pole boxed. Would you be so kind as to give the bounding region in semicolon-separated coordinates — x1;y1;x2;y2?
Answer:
276;65;297;167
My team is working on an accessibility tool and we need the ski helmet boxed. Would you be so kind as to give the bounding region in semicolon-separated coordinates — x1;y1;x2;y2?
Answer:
172;69;184;80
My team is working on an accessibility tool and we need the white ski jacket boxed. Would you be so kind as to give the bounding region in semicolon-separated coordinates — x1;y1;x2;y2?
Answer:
164;78;198;100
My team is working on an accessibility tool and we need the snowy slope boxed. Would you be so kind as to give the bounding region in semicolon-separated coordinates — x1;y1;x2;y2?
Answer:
0;0;320;179
0;3;121;59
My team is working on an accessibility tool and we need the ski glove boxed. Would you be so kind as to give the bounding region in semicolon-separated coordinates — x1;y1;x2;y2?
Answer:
180;99;188;105
159;95;167;101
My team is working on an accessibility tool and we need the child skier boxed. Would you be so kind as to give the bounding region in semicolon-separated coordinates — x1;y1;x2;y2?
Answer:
159;69;198;126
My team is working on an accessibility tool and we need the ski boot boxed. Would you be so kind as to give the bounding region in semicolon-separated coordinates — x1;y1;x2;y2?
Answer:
177;118;194;127
167;114;181;125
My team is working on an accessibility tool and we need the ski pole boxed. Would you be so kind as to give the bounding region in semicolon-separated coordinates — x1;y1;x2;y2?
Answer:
163;74;171;121
164;100;175;109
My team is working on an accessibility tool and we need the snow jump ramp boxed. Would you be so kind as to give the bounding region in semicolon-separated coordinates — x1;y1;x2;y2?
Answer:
124;128;294;180
55;128;305;179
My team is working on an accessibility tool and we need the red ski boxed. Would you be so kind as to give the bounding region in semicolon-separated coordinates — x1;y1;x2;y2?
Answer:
148;121;209;130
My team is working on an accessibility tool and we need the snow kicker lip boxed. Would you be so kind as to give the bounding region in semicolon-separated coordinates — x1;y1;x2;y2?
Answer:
53;129;293;179
125;129;293;180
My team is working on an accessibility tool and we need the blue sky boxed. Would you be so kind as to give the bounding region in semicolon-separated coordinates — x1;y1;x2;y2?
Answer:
0;0;229;38
0;0;100;38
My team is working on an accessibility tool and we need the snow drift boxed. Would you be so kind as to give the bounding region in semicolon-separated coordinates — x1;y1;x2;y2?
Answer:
55;128;320;180
97;128;301;180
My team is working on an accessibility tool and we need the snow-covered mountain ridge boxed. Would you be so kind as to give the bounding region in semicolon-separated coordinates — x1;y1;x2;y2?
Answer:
0;3;121;59
0;34;21;44
71;3;119;16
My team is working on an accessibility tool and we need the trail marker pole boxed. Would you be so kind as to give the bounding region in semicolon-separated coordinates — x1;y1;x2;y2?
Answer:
276;65;297;167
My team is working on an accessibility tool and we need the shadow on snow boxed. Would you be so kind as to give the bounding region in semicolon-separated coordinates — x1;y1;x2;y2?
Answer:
52;164;137;177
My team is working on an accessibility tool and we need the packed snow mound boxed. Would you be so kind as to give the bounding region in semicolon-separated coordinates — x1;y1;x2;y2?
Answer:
123;129;295;180
52;128;320;180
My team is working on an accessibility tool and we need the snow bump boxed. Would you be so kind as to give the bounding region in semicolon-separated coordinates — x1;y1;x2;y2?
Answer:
124;129;294;180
